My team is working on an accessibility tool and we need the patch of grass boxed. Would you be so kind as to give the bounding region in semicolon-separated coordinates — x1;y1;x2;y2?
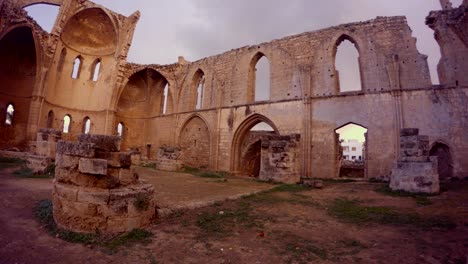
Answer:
244;184;320;208
196;202;262;236
141;163;157;170
375;185;435;197
103;229;152;251
322;178;357;183
42;164;56;178
34;199;152;252
414;196;433;206
375;186;434;206
0;157;26;169
368;178;387;183
181;166;229;179
276;231;328;262
13;164;55;179
267;184;309;193
13;167;35;177
328;198;456;229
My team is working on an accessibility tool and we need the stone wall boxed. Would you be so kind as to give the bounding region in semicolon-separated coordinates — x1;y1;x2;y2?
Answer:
259;134;301;184
0;0;467;182
389;129;439;194
53;134;156;234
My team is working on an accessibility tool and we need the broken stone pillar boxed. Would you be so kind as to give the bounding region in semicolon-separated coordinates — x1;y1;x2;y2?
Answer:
53;134;156;234
439;0;453;10
259;134;301;184
155;146;183;171
35;128;62;158
389;129;439;194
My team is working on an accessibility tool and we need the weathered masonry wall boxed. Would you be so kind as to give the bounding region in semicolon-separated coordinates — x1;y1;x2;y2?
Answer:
1;0;467;181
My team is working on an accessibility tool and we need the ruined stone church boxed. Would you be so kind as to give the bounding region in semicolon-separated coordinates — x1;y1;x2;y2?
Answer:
1;0;467;184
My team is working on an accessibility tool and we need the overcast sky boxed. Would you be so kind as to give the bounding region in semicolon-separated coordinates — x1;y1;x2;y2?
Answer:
25;0;465;86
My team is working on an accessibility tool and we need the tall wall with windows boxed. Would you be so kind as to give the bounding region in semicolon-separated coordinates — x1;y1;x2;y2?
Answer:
0;0;467;181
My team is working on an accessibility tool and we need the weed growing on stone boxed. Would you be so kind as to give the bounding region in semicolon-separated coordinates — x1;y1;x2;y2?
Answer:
134;194;150;211
328;198;455;229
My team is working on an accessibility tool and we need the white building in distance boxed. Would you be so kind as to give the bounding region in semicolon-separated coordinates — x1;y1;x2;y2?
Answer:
341;139;364;161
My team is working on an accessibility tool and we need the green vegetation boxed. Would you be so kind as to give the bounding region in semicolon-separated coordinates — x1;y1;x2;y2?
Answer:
196;202;263;236
103;229;152;251
328;198;455;229
181;166;229;179
322;178;357;183
34;199;152;252
275;231;328;263
0;157;26;169
141;163;157;170
243;184;319;207
134;193;150;211
13;163;55;179
375;186;434;206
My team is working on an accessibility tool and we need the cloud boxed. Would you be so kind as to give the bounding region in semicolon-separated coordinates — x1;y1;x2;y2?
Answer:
28;0;444;84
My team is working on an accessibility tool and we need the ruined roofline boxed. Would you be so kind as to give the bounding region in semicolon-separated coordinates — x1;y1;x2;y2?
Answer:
126;15;410;70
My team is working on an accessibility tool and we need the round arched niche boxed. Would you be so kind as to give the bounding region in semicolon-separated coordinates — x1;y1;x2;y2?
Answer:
61;8;117;55
117;69;169;117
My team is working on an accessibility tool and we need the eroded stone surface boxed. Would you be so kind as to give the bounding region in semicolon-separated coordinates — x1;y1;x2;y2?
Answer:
390;129;440;194
53;135;155;234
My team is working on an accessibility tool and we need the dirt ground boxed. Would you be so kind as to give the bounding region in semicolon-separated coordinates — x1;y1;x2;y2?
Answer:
0;165;467;264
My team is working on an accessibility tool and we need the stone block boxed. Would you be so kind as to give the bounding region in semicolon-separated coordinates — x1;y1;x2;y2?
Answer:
389;160;439;194
56;154;80;169
130;153;142;165
55;168;80;185
78;134;121;152
77;187;110;205
79;158;107;175
399;156;429;162
108;152;132;168
56;141;95;158
54;183;78;201
118;168;138;186
400;128;419;136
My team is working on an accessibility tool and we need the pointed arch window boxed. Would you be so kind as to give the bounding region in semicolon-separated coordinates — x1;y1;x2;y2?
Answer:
162;83;169;114
63;115;71;133
251;54;270;101
91;59;101;81
117;122;124;137
71;56;82;79
334;36;362;92
47;110;54;128
5;104;14;125
83;117;91;134
194;70;205;110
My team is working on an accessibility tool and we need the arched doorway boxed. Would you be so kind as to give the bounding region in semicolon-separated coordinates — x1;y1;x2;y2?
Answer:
231;114;278;177
429;142;453;180
335;123;368;178
0;26;37;146
179;116;210;168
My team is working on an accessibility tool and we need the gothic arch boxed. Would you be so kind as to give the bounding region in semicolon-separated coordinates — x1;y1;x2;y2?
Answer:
231;114;279;172
178;114;211;168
